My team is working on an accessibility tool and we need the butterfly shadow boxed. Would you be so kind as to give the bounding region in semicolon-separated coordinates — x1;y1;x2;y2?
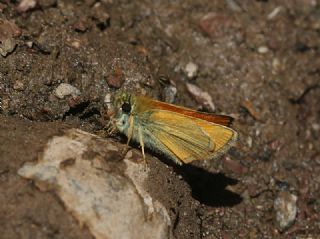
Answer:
119;137;242;207
173;164;242;207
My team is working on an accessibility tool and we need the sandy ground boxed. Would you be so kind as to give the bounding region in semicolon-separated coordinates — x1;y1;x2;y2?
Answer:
1;0;320;238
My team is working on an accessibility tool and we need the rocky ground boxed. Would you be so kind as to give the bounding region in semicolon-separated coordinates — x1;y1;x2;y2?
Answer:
1;0;320;238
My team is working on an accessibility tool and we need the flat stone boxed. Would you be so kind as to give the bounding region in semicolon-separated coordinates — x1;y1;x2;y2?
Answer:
18;129;172;239
54;83;81;99
274;191;298;231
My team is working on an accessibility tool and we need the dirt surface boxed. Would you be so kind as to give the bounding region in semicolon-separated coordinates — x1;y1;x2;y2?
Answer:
1;0;320;238
0;116;94;239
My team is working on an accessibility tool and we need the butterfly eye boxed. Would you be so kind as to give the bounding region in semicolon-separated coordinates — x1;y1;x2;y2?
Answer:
121;102;131;113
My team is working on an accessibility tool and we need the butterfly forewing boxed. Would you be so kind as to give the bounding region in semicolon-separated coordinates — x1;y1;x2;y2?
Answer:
135;95;234;126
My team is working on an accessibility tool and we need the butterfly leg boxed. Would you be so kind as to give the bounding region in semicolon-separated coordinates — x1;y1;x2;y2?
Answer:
138;126;147;168
126;115;134;145
97;119;116;138
106;120;117;135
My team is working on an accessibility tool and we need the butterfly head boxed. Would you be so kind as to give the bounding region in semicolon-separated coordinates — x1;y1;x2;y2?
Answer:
109;91;135;133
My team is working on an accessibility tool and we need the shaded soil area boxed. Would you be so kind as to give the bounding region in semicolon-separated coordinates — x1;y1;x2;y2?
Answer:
1;0;320;238
0;116;94;239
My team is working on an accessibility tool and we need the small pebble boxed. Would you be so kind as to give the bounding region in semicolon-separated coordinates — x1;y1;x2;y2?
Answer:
70;39;81;49
104;93;112;104
199;13;233;39
223;156;248;175
106;67;124;89
163;85;177;103
0;98;9;112
258;46;269;54
274;191;297;231
104;93;112;108
272;58;281;71
311;123;320;131
16;0;37;13
267;6;283;20
13;80;24;91
92;2;110;30
72;18;88;32
0;38;16;57
247;136;253;148
184;62;198;79
225;0;242;12
26;41;33;48
186;83;215;112
55;83;81;99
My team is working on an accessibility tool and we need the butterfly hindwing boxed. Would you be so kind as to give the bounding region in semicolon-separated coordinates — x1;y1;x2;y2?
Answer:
139;110;237;163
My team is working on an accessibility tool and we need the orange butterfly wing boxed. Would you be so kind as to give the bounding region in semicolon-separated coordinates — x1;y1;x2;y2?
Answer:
142;110;237;164
135;95;233;126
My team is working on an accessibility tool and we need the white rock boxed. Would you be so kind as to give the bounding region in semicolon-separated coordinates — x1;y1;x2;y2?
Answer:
13;80;24;91
104;93;112;104
186;83;215;112
55;83;81;99
18;129;172;239
0;38;16;57
267;6;284;20
185;62;198;79
225;0;242;12
311;123;320;131
17;0;37;12
258;46;269;54
163;85;177;104
274;191;297;231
